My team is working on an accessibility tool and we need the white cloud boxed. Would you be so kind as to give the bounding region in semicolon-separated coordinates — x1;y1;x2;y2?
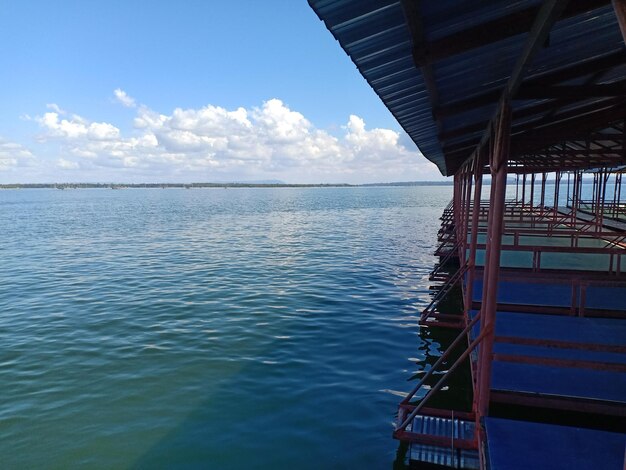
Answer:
46;103;66;114
114;88;136;108
88;122;120;141
57;158;79;169
37;112;121;142
0;138;35;170
37;112;88;139
27;93;441;183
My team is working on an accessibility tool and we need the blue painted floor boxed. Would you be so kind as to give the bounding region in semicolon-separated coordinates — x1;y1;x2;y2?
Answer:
469;310;626;404
485;417;626;470
472;279;626;311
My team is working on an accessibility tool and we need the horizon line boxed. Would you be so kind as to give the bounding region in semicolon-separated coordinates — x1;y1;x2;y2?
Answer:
0;181;455;188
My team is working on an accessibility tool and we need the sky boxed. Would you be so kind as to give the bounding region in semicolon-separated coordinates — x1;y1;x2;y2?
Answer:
0;0;443;184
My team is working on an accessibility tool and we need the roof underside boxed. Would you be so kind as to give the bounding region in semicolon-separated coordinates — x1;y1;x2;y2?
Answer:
309;0;626;176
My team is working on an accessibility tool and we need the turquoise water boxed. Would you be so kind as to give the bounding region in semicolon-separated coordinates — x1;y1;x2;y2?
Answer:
0;186;451;469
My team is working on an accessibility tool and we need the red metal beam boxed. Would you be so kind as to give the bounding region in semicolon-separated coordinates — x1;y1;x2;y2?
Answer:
413;0;610;66
517;82;626;99
494;353;626;372
511;103;626;156
399;404;475;421
442;97;625;155
393;431;478;450
490;391;626;416
434;50;626;119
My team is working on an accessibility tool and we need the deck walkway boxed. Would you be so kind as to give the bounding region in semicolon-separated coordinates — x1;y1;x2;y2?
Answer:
470;276;626;314
468;310;626;413
485;417;626;470
558;206;626;232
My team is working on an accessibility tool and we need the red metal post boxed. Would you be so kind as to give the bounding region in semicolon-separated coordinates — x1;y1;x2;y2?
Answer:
476;101;511;420
454;173;461;241
457;166;467;250
616;173;622;219
615;173;622;207
594;171;604;231
570;171;575;223
600;169;609;228
457;169;464;258
567;172;571;206
478;138;498;325
454;170;465;231
473;139;497;399
597;172;601;230
579;171;584;216
592;172;598;219
464;150;485;318
612;173;619;218
572;170;581;212
571;171;579;224
463;164;474;263
530;173;536;210
553;171;561;222
613;0;626;44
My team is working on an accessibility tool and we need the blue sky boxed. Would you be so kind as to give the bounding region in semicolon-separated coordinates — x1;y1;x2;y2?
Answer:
0;1;442;183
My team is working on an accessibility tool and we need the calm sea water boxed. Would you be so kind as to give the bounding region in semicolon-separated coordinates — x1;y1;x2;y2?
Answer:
0;186;452;469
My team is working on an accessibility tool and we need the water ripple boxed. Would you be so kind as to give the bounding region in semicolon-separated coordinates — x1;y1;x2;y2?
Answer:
0;186;451;469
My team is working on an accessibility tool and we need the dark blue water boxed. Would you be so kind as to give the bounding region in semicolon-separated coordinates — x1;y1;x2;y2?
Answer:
0;186;451;469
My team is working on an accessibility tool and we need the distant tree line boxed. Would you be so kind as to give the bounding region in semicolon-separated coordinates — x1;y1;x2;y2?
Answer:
0;181;455;190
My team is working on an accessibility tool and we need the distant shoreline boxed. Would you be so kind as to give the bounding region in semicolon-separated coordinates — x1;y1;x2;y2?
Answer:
0;179;594;190
0;181;454;189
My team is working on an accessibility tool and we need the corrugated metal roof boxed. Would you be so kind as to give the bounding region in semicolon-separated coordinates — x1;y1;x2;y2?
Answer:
309;0;626;176
309;0;447;174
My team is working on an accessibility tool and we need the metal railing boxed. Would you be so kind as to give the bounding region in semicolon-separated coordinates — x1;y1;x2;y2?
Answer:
472;243;625;275
394;313;490;439
430;239;462;280
421;261;469;323
435;231;458;256
482;270;626;317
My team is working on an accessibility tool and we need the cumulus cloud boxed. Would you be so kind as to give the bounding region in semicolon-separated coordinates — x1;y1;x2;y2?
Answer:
37;112;121;141
57;158;79;169
28;94;440;183
46;103;66;114
114;88;136;108
0;138;35;170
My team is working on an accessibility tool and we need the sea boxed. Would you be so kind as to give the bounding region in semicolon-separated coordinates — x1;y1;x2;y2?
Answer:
0;186;453;469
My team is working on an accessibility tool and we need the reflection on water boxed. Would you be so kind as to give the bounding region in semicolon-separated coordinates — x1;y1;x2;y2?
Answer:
0;186;452;469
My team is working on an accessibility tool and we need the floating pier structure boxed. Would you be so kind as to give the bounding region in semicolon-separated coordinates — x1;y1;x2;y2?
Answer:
309;1;626;468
